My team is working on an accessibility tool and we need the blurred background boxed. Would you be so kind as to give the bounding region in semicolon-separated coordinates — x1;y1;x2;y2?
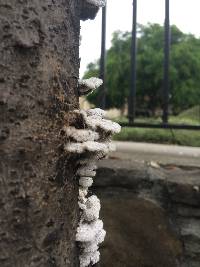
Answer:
79;2;200;267
80;0;200;147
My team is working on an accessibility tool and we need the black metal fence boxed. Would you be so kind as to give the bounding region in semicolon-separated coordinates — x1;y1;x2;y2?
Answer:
100;0;200;130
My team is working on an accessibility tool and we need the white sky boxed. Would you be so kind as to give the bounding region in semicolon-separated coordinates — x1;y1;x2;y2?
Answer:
80;0;200;77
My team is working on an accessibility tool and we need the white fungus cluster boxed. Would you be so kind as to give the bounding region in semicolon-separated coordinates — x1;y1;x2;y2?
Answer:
78;77;103;96
65;77;121;267
85;0;106;8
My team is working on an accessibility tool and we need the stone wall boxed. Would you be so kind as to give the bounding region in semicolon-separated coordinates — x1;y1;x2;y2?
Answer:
93;159;200;267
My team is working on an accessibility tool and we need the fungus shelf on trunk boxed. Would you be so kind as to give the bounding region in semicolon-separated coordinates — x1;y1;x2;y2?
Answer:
80;0;106;21
65;78;121;267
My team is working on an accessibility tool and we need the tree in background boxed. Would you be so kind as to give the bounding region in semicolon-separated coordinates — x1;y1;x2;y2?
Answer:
84;24;200;115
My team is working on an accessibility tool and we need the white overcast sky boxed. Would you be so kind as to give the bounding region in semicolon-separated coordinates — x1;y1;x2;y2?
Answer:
80;0;200;77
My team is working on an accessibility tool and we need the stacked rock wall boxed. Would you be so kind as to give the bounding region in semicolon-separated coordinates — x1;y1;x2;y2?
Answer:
93;159;200;267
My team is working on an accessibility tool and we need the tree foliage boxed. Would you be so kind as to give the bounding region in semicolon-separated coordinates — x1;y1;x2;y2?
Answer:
84;23;200;114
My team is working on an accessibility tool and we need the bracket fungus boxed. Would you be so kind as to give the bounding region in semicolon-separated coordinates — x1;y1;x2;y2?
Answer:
78;77;103;96
80;0;106;21
85;0;106;8
64;76;121;266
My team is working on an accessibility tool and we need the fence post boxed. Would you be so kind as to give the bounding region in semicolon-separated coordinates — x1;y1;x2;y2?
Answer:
162;0;170;123
129;0;137;124
100;4;107;109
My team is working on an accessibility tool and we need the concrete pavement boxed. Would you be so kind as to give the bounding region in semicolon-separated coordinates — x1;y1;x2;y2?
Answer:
110;141;200;167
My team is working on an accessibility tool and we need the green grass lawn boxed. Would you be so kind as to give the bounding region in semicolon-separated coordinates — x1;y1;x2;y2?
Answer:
113;106;200;147
113;127;200;147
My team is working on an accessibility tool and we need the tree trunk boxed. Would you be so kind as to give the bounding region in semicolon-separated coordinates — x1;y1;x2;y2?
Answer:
0;0;80;266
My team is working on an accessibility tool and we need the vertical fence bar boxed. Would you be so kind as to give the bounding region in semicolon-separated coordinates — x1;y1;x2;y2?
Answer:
129;0;137;124
162;0;170;123
99;4;107;109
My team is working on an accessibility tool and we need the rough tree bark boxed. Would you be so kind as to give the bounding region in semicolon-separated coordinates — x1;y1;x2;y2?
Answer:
0;0;81;266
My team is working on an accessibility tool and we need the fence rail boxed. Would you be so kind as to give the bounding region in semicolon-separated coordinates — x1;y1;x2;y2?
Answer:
120;122;200;130
99;0;200;130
